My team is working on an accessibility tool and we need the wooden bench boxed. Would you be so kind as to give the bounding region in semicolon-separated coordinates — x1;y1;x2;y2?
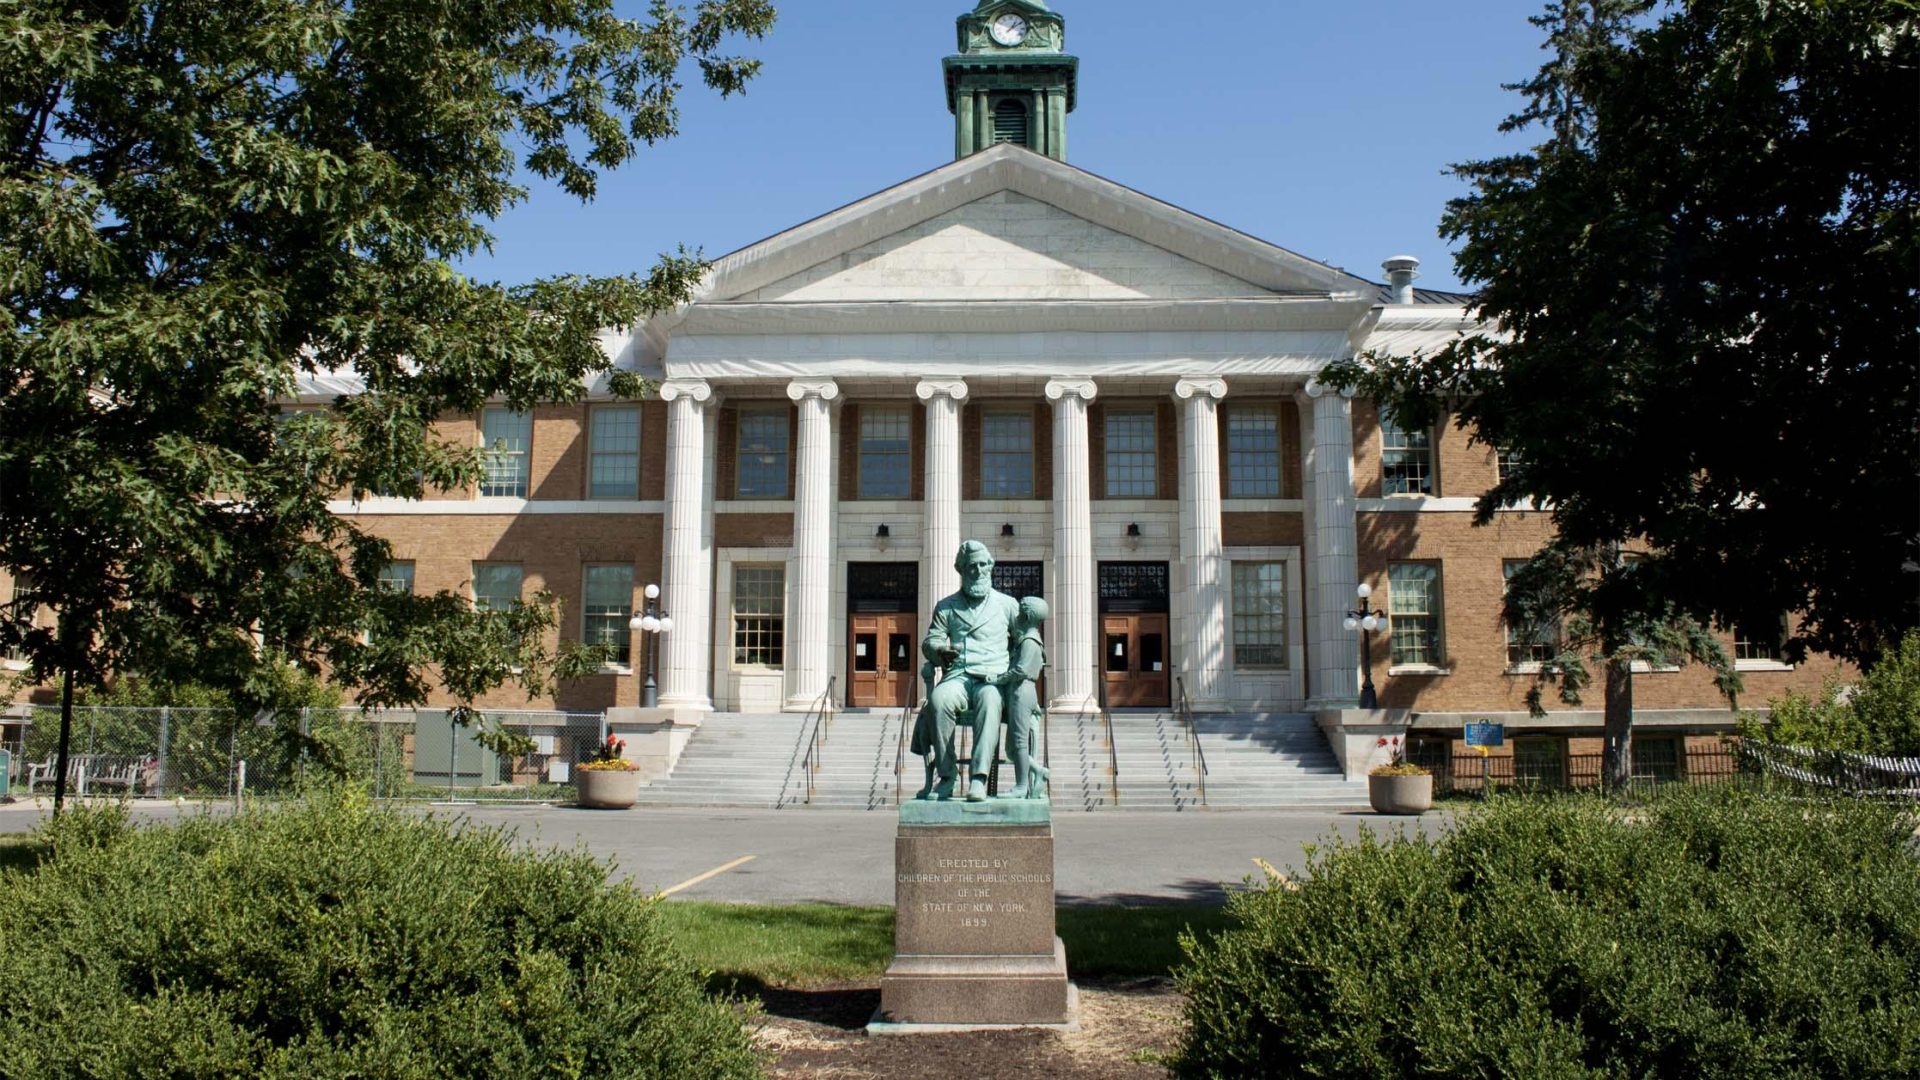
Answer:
25;754;152;795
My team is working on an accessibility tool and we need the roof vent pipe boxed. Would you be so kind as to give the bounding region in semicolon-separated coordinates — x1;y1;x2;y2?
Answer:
1382;255;1420;305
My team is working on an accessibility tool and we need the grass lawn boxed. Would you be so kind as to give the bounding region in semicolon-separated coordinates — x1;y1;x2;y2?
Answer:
657;900;1233;989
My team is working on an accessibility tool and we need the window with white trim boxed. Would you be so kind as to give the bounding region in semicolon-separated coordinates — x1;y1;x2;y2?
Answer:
1496;446;1524;485
1735;616;1787;663
981;409;1035;499
857;406;912;499
583;565;633;666
377;561;415;594
1388;562;1443;667
480;408;531;497
1104;409;1158;498
589;406;640;500
1229;561;1289;668
732;565;786;668
474;563;524;660
1632;735;1683;784
1225;407;1283;497
1503;560;1558;667
1380;410;1434;495
736;408;791;499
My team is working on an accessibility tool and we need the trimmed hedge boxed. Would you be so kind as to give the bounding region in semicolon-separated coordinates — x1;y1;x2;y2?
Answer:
1174;789;1920;1079
0;796;763;1080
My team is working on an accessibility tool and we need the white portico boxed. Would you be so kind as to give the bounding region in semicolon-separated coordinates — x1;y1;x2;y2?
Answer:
633;144;1384;715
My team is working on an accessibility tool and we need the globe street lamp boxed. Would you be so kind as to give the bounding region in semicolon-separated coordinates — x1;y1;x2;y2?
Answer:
1344;583;1386;710
628;584;673;709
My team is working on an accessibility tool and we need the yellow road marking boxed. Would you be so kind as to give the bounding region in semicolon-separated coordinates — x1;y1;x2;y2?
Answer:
657;854;757;898
1253;857;1301;891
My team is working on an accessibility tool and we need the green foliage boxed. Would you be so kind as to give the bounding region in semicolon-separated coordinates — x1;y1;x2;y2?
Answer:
0;0;775;715
0;793;765;1080
1744;629;1920;755
1329;0;1919;667
1172;789;1920;1079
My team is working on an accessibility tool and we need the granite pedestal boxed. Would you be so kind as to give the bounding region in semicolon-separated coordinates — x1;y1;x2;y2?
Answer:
872;799;1076;1032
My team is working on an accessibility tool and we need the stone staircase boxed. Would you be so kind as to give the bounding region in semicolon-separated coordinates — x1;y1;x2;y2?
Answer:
636;708;1367;810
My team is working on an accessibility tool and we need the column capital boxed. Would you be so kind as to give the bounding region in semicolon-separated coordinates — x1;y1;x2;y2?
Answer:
1302;375;1357;400
658;378;713;404
1044;378;1097;403
1173;377;1228;402
915;378;969;403
786;378;840;403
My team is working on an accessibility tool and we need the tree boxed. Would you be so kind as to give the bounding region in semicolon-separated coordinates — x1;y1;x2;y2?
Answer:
0;0;776;808
1331;0;1918;787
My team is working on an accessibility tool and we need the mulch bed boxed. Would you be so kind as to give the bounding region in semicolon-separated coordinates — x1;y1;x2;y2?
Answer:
750;977;1184;1080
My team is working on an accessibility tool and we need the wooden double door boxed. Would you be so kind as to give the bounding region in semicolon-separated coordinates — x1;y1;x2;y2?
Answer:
849;613;916;708
1102;613;1171;708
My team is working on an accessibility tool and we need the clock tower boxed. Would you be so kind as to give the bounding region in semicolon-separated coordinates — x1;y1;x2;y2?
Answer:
944;1;1077;161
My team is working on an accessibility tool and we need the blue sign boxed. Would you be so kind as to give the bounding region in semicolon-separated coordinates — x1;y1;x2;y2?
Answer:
1464;721;1505;748
0;748;10;796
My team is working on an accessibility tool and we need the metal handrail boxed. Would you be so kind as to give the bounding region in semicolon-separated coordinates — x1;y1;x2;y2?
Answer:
1096;662;1119;805
796;676;837;806
894;697;920;805
1176;675;1209;807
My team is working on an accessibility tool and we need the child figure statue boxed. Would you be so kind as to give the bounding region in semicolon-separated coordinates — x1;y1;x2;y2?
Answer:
996;596;1051;799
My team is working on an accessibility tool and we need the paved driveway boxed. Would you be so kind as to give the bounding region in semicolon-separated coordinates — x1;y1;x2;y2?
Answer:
0;799;1450;905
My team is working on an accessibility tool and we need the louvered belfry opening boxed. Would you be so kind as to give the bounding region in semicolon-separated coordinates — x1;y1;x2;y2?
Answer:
992;98;1029;148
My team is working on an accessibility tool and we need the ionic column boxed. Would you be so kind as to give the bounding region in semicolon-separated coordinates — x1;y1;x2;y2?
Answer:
1300;377;1360;707
658;379;714;711
1175;377;1229;711
917;379;969;619
1046;378;1098;714
785;379;839;709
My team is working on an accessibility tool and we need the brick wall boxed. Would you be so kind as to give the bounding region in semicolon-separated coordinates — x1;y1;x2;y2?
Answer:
354;512;664;712
1357;508;1847;713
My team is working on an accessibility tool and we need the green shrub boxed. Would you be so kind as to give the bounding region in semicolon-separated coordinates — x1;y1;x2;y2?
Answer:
0;792;763;1080
1742;630;1920;756
1173;789;1920;1079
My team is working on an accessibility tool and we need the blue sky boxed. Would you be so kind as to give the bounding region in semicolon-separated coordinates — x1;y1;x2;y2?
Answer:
458;1;1555;293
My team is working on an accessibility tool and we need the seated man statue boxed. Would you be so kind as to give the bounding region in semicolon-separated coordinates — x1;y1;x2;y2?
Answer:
913;540;1019;802
996;595;1051;799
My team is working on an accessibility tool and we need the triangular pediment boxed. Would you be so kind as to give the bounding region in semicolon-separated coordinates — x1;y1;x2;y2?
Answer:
737;191;1274;302
680;145;1375;313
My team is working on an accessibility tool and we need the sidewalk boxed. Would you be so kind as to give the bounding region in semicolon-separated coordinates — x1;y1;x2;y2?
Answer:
0;799;1448;905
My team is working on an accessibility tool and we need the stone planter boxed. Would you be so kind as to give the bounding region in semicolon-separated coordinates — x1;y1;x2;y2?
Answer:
1368;772;1433;815
576;768;641;809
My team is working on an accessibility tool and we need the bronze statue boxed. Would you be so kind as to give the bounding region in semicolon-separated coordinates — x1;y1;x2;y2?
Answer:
911;541;1048;801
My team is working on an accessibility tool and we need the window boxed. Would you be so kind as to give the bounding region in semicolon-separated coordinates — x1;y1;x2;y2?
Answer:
589;406;640;500
377;562;415;594
583;565;634;667
1388;562;1443;667
1380;410;1434;495
479;408;531;497
472;563;522;612
857;406;912;499
1225;407;1283;497
1513;736;1565;789
1735;616;1787;663
1496;446;1524;484
732;565;786;668
1632;736;1683;784
981;409;1035;499
736;408;791;499
1104;409;1158;497
1229;562;1289;668
1503;560;1558;668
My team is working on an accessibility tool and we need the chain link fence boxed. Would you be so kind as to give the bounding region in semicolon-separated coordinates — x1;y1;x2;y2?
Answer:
1;706;607;803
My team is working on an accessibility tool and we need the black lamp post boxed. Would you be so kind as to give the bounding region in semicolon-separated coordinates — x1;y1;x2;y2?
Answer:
628;584;673;709
1344;583;1385;710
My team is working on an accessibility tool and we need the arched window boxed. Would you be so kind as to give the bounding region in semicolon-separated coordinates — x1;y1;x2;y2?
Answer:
992;98;1028;147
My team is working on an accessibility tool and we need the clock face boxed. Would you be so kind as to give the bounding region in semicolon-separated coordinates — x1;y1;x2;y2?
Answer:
990;13;1028;46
